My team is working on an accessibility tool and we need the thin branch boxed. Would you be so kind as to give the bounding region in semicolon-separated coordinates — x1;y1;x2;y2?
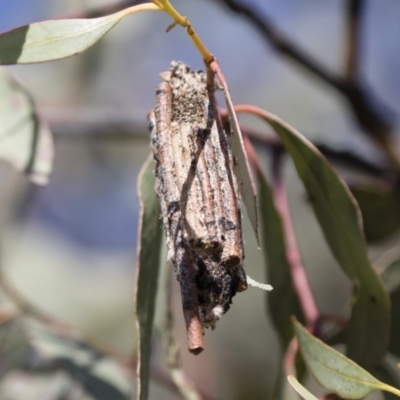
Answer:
213;0;398;167
241;125;389;179
45;106;391;181
313;143;386;178
43;107;148;140
270;150;320;328
345;0;365;81
213;0;343;92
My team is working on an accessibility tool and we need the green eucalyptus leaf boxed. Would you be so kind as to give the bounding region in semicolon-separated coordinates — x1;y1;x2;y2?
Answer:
0;4;158;65
0;68;53;184
351;184;400;243
134;154;163;400
220;83;259;244
260;111;390;371
294;319;400;399
287;375;317;400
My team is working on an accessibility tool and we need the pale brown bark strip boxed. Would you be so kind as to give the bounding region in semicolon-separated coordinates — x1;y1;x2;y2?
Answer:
149;62;247;352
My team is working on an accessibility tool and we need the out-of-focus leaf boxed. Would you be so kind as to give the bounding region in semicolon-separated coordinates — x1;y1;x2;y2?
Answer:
0;370;94;400
294;319;400;399
287;375;317;400
258;110;390;371
28;324;130;400
257;168;304;348
217;78;259;243
0;3;158;65
351;184;400;243
0;318;31;378
0;69;53;184
134;154;163;400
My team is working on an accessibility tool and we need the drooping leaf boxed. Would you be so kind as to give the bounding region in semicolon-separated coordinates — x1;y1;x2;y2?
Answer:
216;74;259;243
250;109;390;371
26;322;130;400
0;370;94;399
134;154;163;400
287;375;318;400
351;184;400;243
0;318;31;378
0;69;53;184
294;319;400;399
0;3;158;65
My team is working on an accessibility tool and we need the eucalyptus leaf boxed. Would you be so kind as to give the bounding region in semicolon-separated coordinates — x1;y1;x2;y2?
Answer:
255;109;390;371
0;69;53;184
294;319;400;399
134;154;163;400
219;81;259;244
0;3;158;65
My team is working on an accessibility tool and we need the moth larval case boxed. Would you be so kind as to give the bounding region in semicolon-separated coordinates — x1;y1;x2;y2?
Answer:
149;61;247;354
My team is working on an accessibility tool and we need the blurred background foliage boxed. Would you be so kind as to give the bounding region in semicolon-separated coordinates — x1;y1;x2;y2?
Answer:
0;0;400;399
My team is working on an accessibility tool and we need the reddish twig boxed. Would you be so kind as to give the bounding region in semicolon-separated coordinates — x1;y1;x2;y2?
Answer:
270;150;319;328
283;336;299;376
242;133;319;329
